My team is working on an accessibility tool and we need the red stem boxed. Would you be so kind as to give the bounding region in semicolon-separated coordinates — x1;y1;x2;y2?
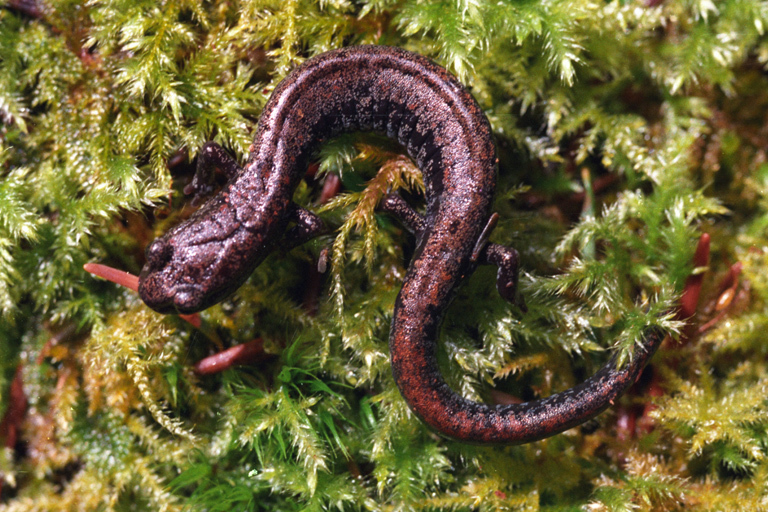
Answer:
84;263;201;328
194;338;268;375
678;233;710;320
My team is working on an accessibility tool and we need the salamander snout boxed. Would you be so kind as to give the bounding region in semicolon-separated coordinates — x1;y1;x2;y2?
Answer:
139;239;176;306
138;238;192;314
138;234;222;314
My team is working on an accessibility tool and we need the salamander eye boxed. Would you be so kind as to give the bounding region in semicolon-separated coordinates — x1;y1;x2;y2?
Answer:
145;239;174;269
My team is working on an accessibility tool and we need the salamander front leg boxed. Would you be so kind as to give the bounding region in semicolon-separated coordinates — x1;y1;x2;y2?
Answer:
281;204;326;250
184;142;243;205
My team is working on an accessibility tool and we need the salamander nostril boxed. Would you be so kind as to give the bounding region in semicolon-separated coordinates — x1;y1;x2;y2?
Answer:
145;239;174;269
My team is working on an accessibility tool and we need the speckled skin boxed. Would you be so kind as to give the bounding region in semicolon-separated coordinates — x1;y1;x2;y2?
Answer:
138;45;664;444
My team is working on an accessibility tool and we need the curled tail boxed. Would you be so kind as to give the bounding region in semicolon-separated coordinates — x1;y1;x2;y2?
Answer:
389;230;665;443
382;190;664;445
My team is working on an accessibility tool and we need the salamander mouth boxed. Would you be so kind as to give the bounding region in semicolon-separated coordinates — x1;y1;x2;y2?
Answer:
172;283;206;314
138;268;205;314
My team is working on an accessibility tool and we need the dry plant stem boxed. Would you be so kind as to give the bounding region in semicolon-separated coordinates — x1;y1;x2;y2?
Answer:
698;261;743;333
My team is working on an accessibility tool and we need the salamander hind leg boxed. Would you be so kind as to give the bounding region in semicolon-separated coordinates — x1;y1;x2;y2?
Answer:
479;243;526;312
381;193;526;311
470;214;526;312
184;142;243;205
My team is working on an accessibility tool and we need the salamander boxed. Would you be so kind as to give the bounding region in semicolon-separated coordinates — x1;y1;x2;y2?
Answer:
138;45;664;444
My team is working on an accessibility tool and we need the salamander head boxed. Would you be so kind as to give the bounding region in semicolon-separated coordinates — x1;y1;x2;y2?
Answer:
139;236;205;314
138;208;265;314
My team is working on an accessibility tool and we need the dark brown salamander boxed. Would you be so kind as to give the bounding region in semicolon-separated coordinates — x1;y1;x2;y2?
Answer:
138;45;664;444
